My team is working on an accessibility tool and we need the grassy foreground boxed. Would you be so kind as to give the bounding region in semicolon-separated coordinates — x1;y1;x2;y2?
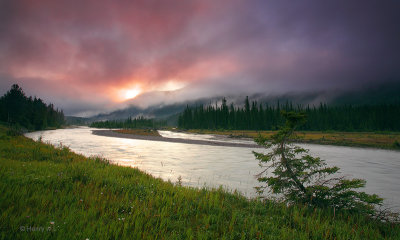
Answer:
0;127;399;239
184;129;400;150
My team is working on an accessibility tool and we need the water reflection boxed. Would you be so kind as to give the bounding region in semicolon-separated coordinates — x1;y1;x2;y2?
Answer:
158;130;255;145
25;127;400;212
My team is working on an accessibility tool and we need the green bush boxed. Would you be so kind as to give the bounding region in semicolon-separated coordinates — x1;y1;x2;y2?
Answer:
253;111;384;217
6;124;23;136
393;140;400;149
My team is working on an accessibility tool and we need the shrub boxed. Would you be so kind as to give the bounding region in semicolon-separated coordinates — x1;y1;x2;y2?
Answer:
393;140;400;149
6;124;23;136
253;111;383;216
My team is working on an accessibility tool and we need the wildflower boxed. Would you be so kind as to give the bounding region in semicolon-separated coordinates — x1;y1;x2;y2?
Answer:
50;221;54;225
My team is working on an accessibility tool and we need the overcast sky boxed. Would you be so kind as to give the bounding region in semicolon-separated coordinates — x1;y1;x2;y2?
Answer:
1;0;399;116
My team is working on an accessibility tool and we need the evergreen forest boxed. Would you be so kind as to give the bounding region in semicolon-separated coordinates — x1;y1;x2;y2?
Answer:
90;116;166;129
178;97;400;131
0;84;65;130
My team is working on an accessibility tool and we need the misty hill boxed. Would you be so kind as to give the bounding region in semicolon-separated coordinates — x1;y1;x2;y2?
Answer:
65;116;89;125
330;82;400;105
86;98;219;125
82;82;400;125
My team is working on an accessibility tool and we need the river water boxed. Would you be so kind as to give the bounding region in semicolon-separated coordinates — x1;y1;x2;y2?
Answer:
25;127;400;212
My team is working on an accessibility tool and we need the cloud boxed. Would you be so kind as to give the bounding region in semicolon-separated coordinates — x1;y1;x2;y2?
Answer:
0;0;399;115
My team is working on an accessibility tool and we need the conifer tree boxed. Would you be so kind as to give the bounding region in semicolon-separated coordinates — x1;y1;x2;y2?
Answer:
0;84;65;130
177;97;400;131
253;111;383;215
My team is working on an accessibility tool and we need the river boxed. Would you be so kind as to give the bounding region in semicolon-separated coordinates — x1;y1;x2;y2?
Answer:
25;127;400;212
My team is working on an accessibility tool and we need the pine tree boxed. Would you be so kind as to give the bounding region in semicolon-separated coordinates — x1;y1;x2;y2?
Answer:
0;84;65;130
253;111;383;215
177;97;400;131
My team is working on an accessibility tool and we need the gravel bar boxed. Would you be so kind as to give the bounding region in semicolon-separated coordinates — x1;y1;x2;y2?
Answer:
92;130;261;148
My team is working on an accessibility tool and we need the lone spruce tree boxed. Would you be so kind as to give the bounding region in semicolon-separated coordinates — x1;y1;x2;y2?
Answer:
253;111;383;215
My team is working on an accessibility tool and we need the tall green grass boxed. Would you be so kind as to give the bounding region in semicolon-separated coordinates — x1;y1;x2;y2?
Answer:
0;126;399;239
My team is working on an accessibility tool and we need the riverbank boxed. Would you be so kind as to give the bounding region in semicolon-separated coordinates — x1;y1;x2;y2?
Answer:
92;129;261;148
181;129;400;150
115;128;161;137
1;126;399;239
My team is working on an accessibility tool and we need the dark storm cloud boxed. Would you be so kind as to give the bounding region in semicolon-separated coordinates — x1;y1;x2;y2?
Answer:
226;0;400;89
0;0;399;115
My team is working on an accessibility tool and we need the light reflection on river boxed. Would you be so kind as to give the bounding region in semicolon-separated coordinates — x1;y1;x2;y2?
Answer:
25;127;400;212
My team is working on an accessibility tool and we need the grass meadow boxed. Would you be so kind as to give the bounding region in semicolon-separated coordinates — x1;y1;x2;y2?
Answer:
0;126;399;239
185;129;400;150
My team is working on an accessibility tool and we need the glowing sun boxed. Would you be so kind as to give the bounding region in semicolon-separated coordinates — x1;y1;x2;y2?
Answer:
118;87;141;101
125;89;140;99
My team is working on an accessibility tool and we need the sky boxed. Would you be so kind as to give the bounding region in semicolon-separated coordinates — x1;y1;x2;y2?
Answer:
1;0;399;116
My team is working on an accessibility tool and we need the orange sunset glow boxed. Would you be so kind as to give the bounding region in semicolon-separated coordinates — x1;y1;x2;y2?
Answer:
122;88;141;100
0;0;399;116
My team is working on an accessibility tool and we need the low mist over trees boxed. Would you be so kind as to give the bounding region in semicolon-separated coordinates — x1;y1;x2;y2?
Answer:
178;97;400;131
0;84;65;130
90;116;166;129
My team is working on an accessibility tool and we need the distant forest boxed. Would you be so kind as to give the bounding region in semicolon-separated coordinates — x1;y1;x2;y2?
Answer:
178;97;400;131
0;84;65;130
90;116;166;129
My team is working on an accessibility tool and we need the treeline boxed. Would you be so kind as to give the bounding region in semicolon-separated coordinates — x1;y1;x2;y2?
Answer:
90;116;166;129
0;84;65;130
178;97;400;131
